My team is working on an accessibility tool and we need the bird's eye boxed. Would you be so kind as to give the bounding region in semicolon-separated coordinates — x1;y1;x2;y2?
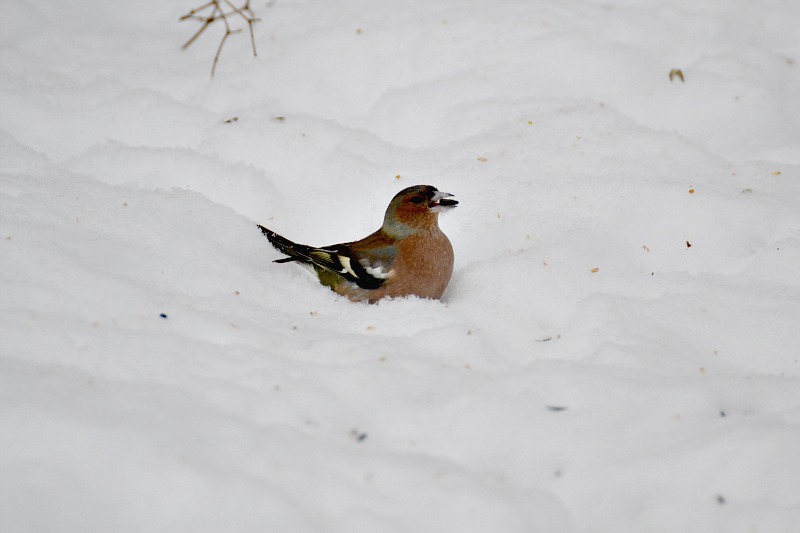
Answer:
409;195;426;204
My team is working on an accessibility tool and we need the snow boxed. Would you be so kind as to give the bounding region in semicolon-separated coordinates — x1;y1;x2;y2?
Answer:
2;0;800;531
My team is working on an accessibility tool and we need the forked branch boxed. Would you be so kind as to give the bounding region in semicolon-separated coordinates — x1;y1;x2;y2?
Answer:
180;0;260;77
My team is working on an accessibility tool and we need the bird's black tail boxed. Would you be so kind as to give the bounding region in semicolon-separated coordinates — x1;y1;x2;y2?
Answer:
257;225;308;263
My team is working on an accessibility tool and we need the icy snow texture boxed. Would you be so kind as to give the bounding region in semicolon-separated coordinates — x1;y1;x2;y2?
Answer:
2;0;800;532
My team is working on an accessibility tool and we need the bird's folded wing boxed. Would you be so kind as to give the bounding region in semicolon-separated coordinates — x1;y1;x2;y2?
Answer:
307;244;395;290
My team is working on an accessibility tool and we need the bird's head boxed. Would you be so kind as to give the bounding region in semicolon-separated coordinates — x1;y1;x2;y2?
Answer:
383;185;458;237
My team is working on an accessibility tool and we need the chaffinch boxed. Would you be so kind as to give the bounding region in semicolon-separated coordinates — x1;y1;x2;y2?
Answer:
258;185;458;303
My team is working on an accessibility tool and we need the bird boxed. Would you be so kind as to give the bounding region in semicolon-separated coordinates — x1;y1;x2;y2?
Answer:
258;185;458;303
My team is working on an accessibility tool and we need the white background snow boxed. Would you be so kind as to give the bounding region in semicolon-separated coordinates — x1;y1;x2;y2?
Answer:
2;0;800;531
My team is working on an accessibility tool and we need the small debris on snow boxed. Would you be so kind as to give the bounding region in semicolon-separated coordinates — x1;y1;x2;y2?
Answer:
669;68;685;82
351;430;368;442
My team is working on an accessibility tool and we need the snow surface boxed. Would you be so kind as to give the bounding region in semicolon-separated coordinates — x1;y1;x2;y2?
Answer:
2;0;800;531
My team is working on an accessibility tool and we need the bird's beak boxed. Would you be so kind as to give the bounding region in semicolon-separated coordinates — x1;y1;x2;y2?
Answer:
430;190;458;212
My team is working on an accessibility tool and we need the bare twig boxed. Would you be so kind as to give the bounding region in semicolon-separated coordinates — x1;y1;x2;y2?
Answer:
180;1;260;77
223;0;258;57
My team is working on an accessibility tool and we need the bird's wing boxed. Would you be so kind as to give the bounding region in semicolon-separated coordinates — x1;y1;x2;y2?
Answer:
258;225;396;291
307;243;396;290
